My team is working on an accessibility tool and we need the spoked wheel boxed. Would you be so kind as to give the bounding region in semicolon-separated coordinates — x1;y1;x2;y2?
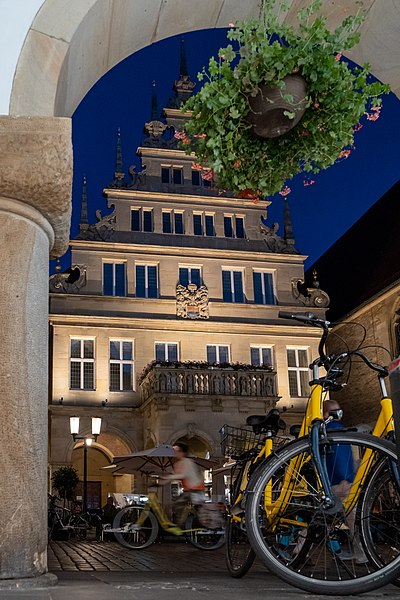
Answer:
225;515;255;577
245;432;400;596
184;514;225;550
113;506;158;549
358;456;400;585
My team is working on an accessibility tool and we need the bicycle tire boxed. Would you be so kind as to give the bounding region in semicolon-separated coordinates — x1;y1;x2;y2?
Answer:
245;432;400;595
225;515;255;577
113;506;158;549
184;513;225;550
358;455;400;580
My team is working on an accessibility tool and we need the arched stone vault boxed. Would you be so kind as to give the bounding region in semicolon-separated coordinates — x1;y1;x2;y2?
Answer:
10;0;400;119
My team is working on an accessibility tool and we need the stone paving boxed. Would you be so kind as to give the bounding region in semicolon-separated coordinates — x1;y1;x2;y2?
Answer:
48;538;231;573
3;541;400;600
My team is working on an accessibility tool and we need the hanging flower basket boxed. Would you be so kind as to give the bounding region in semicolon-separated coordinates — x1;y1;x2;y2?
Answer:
247;74;308;139
180;0;390;198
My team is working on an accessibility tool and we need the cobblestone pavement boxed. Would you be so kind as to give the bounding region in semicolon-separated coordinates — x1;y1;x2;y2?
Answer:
2;541;400;600
48;538;230;573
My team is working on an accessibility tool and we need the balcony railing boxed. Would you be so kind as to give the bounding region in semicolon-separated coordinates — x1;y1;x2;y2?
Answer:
140;363;277;403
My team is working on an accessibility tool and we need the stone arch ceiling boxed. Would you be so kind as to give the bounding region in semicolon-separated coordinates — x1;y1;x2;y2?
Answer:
10;0;400;118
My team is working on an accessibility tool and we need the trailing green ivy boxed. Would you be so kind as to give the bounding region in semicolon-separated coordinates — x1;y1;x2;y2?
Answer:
181;0;390;198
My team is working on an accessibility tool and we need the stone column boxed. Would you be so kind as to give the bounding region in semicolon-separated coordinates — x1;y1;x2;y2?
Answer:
0;117;72;583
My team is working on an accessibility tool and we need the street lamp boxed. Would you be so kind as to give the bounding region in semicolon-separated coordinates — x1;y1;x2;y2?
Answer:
69;416;102;513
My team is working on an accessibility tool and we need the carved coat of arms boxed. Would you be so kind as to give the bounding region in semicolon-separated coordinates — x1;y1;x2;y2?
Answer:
176;283;209;319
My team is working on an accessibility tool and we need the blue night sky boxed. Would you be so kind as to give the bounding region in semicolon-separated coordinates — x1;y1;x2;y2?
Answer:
51;28;400;274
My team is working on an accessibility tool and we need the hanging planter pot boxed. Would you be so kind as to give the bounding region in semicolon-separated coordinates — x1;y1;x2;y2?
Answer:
247;74;308;139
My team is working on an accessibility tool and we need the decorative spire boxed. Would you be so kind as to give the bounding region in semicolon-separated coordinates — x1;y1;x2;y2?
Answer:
167;37;195;108
151;80;158;120
80;176;89;231
111;128;125;187
143;81;168;146
283;198;295;248
179;37;188;77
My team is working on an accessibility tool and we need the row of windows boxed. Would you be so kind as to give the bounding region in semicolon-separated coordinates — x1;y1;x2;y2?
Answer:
161;166;213;188
103;263;276;304
69;339;309;396
131;208;245;238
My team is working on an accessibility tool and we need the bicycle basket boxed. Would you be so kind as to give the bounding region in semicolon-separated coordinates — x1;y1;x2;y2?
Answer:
197;503;226;529
219;424;265;459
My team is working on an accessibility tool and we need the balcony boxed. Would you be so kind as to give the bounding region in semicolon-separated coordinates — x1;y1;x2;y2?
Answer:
139;361;278;408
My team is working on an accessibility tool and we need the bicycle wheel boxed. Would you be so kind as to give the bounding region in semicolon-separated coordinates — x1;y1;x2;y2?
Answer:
225;515;255;577
184;513;225;550
245;432;400;596
358;456;400;573
113;506;158;549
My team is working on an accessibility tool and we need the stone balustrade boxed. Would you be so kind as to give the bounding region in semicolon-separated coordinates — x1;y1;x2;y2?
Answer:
140;364;276;403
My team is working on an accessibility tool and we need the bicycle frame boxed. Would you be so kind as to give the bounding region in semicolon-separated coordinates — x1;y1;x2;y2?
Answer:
262;337;395;526
133;491;208;534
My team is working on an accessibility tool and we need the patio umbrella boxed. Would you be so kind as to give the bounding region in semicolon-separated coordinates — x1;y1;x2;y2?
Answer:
103;444;218;476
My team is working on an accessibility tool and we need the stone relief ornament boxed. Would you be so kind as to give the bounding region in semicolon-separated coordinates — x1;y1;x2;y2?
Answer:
49;265;87;294
79;206;116;241
291;271;330;308
260;221;299;254
176;283;209;319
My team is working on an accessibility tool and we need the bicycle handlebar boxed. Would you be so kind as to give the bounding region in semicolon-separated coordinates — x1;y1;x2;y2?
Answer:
279;311;388;379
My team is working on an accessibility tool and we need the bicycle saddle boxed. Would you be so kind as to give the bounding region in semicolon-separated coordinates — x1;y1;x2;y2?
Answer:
246;409;286;435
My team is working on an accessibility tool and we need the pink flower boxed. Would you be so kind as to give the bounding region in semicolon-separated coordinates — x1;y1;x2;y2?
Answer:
202;169;214;181
335;52;343;62
279;186;291;197
234;160;241;168
192;162;202;171
337;149;351;160
353;123;363;132
174;130;187;140
365;106;382;121
303;179;315;187
193;133;207;139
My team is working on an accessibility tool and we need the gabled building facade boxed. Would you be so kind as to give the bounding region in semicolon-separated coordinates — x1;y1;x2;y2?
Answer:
49;50;329;507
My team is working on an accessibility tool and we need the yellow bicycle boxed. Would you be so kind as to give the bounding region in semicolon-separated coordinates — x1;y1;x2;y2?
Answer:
110;489;225;550
237;312;400;595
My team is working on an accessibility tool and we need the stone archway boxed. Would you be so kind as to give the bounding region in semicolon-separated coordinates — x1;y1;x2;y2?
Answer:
2;0;400;584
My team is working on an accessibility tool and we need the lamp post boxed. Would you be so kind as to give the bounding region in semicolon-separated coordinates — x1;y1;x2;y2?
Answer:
69;416;102;513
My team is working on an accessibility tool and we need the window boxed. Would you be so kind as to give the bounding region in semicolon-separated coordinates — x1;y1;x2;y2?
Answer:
207;345;230;363
109;340;133;391
155;342;178;362
161;167;170;184
236;217;245;238
103;262;126;296
162;211;172;233
224;215;245;238
173;168;183;185
162;211;184;234
193;213;203;236
192;170;201;186
161;166;183;185
143;209;153;232
70;339;95;390
287;348;309;397
191;169;213;187
205;214;215;236
253;271;275;305
174;212;184;234
136;264;158;298
131;208;153;232
224;216;234;238
179;267;202;287
251;347;273;367
131;209;140;231
222;269;245;303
